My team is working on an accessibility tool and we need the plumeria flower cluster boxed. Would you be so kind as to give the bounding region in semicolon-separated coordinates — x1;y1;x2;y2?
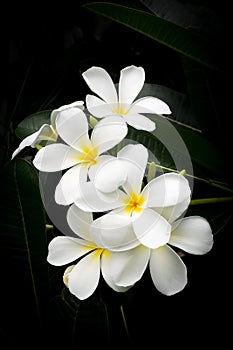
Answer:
12;65;214;300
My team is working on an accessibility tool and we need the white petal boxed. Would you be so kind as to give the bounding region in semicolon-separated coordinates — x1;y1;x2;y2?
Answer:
50;100;84;129
142;173;191;208
132;96;172;115
68;250;101;300
91;115;128;154
90;212;139;251
88;155;119;183
132;208;171;249
149;245;187;295
154;197;190;223
170;216;213;254
55;164;88;205
47;236;93;266
67;203;93;241
33;143;80;171
119;66;145;105
86;95;114;118
12;147;22;160
124;113;156;131
101;252;133;292
102;246;150;287
12;131;41;159
74;181;125;212
91;158;127;193
82;66;118;104
56;108;91;150
27;124;54;144
118;144;148;194
11;124;55;159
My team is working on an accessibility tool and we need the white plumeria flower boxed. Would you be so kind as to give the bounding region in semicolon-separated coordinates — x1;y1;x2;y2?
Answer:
148;215;213;295
82;65;171;132
90;210;213;295
47;205;150;300
33;107;128;205
11;100;84;159
74;144;191;249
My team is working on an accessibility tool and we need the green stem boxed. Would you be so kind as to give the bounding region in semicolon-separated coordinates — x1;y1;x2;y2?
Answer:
151;163;233;193
190;197;233;205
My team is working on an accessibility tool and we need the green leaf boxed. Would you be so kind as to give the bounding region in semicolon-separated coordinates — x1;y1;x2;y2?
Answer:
126;112;223;178
0;159;50;344
127;126;176;170
121;82;223;176
127;114;193;175
123;81;223;176
177;127;224;176
140;0;223;37
83;2;224;72
15;109;52;139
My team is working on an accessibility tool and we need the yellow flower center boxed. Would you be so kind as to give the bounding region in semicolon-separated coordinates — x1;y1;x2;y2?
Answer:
92;248;111;260
123;191;145;215
112;104;128;115
92;248;104;259
77;145;98;166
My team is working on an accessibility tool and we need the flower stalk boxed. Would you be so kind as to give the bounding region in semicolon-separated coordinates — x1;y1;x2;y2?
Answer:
149;163;233;193
190;197;233;205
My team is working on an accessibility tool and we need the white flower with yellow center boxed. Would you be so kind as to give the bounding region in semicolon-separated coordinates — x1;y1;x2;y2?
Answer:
11;100;84;159
74;144;191;249
86;145;213;296
47;205;150;300
33;107;128;205
82;65;171;131
90;209;213;296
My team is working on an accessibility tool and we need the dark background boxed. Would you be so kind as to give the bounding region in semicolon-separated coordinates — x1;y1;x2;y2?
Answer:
0;1;232;348
1;0;232;161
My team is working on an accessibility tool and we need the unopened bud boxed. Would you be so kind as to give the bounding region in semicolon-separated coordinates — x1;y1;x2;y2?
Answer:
148;162;156;182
